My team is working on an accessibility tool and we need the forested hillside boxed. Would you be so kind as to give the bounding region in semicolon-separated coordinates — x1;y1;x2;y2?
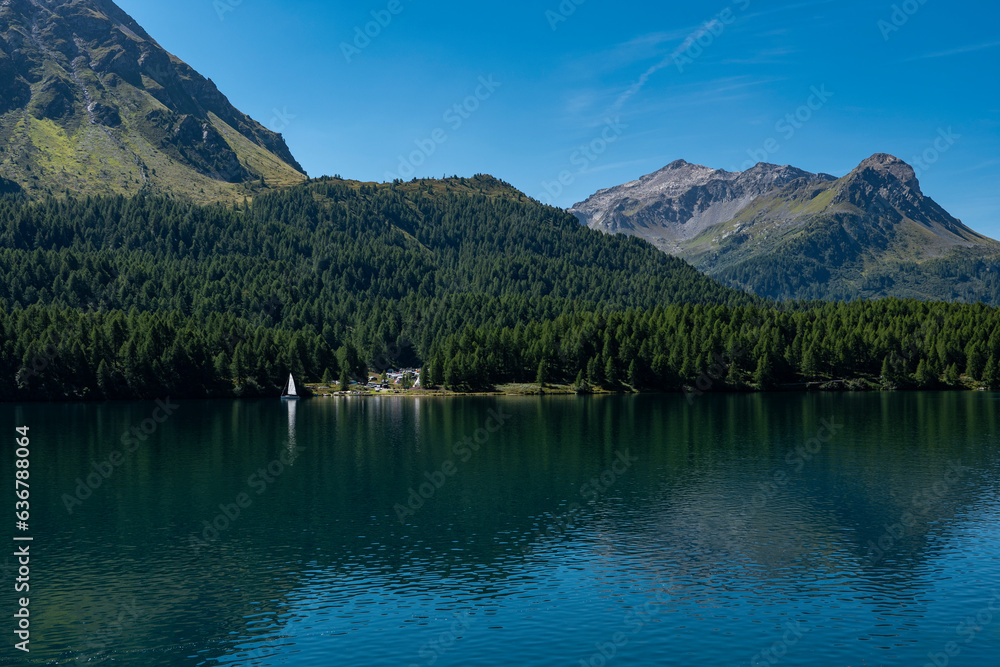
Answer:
429;299;1000;392
0;175;755;399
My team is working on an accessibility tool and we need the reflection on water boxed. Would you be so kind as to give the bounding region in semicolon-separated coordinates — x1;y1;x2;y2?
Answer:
10;392;1000;666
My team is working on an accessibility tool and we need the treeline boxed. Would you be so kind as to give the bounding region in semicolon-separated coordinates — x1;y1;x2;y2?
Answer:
422;299;1000;392
3;181;1000;399
7;297;999;401
0;306;356;401
0;176;752;378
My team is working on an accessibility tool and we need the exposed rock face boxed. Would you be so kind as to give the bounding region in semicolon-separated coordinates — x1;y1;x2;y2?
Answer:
569;159;829;252
570;155;1000;302
0;0;306;199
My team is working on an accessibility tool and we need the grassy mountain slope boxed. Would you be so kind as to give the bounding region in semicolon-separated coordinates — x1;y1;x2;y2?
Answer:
573;154;1000;303
683;155;1000;301
0;0;306;203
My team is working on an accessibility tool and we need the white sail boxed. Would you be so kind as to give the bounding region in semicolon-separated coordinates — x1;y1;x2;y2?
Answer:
287;373;298;396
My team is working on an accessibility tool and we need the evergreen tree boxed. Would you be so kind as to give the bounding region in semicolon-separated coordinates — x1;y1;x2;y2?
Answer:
536;359;548;387
96;359;113;396
880;355;894;388
914;358;933;388
586;356;603;386
604;356;619;388
725;360;742;390
444;358;458;390
754;353;775;390
628;359;641;390
984;355;1000;390
339;368;351;392
431;353;445;388
966;344;986;380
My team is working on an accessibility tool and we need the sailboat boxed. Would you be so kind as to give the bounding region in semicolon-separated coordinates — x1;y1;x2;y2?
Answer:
281;373;300;400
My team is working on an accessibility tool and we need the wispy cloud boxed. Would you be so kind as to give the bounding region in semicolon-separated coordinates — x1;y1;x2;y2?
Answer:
903;40;1000;62
952;159;1000;175
566;27;707;78
721;47;797;65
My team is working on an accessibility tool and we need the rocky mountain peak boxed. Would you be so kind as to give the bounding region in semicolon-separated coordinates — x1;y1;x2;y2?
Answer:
569;159;823;248
851;153;921;194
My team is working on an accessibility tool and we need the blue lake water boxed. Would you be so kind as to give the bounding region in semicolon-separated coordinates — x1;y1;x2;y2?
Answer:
7;392;1000;665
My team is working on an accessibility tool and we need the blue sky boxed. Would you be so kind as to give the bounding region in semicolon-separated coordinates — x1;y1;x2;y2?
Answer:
115;0;999;235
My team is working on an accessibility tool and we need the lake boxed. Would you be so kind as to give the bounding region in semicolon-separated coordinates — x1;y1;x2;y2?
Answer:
7;392;1000;665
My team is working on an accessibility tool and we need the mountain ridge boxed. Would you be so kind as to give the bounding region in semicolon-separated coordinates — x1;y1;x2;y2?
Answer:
570;154;1000;302
0;0;306;202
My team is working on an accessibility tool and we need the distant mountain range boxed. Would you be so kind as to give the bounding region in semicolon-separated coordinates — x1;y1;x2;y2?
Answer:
571;154;1000;303
0;0;306;202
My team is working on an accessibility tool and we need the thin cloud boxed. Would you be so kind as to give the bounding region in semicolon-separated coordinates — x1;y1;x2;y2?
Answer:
903;40;1000;62
721;47;797;65
609;19;729;113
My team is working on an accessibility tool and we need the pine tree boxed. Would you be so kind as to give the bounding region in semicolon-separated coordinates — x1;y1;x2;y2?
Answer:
880;355;894;388
432;353;445;387
966;344;986;381
945;363;960;386
604;356;619;387
339;368;351;392
444;358;458;390
914;358;933;388
96;359;113;396
536;358;548;387
586;356;603;386
984;354;1000;390
725;360;742;390
628;359;641;390
754;353;775;390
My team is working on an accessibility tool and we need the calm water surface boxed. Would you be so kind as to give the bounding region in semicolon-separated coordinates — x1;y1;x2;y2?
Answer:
6;392;1000;666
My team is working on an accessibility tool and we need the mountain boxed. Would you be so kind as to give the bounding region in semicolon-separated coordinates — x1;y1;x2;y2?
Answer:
571;159;830;254
570;154;1000;303
0;0;306;202
0;174;760;398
